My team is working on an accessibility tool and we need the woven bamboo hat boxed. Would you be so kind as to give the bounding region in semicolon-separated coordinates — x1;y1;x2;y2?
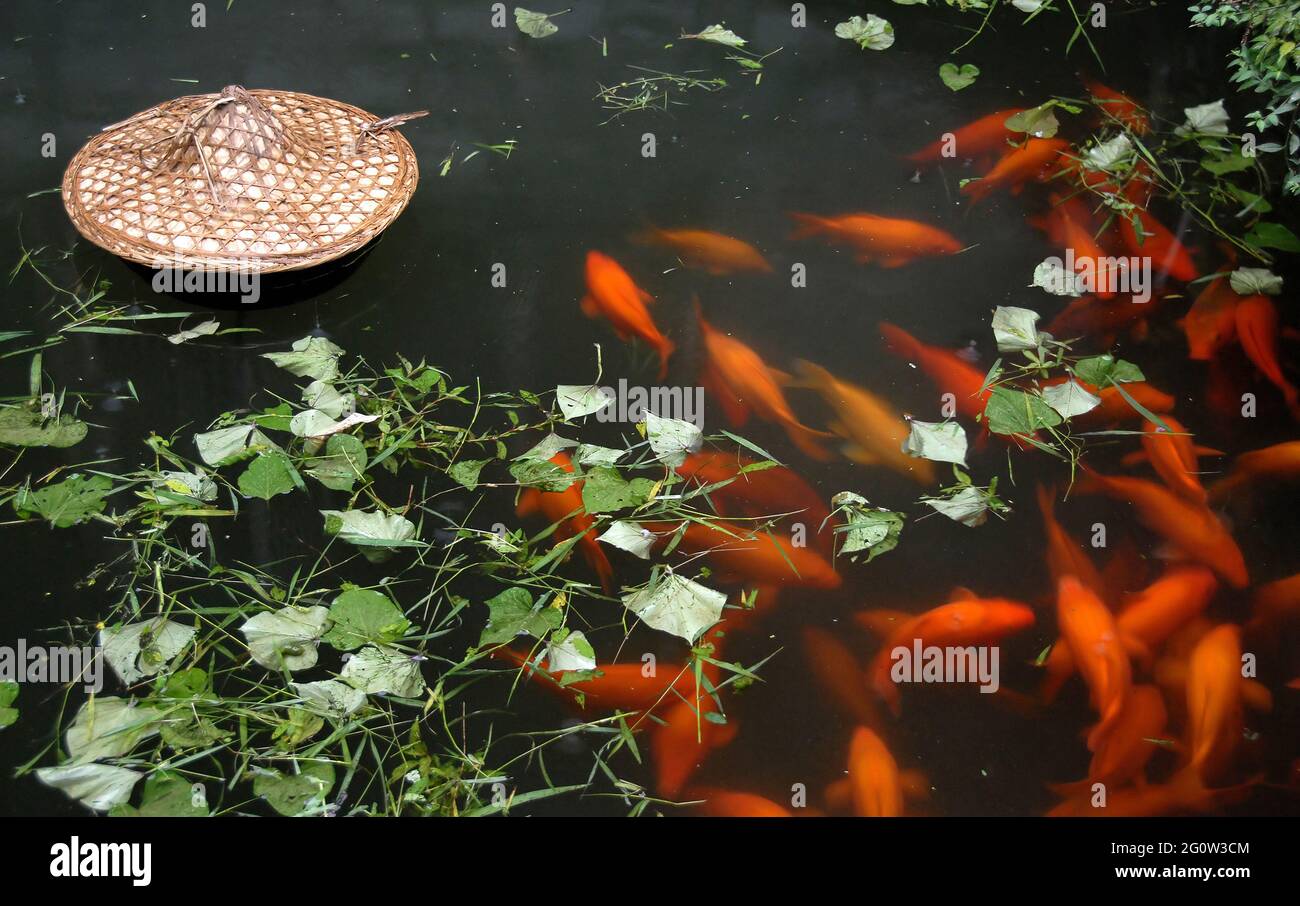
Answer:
63;85;427;274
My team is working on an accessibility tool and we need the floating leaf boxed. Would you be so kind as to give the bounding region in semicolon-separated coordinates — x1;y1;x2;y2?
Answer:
939;62;979;92
983;387;1062;436
290;409;378;439
555;384;610;420
194;424;280;467
253;761;335;816
292;680;367;718
622;572;726;643
323;588;410;651
13;474;112;527
991;306;1044;350
581;466;656;514
0;681;16;729
261;336;345;381
546;628;597;672
1178;99;1230;136
1245;222;1300;253
237;451;299;500
151;470;217;503
100;618;196;684
304;434;368;492
321;509;420;562
110;771;209;817
645;412;702;467
448;457;490;490
240;605;330;672
1032;258;1083;297
302;380;353;419
166;319;220;345
1005;103;1061;139
684;24;747;47
36;763;141;812
1086;134;1133;172
479;587;562;646
514;7;560;38
64;697;162;763
574;443;625;466
902;420;967;465
598;520;655;559
1041;380;1102;418
1072;353;1145;386
0;407;87;448
1229;267;1283;296
834;15;895;51
830;491;904;563
340;645;427;698
926;486;993;527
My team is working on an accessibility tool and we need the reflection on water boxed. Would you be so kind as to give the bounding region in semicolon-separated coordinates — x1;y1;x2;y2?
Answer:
1;0;1297;817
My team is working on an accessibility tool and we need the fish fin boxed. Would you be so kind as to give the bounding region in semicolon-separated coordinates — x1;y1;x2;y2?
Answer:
1119;449;1148;467
767;365;794;386
579;295;600;318
948;586;979;602
786;420;836;462
1241;678;1273;712
840;442;878;464
640;288;656;307
1191;445;1225;457
655;337;675;381
787;212;825;241
824;778;853;812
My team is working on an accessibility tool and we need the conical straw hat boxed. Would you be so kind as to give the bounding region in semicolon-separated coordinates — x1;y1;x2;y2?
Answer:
63;85;426;274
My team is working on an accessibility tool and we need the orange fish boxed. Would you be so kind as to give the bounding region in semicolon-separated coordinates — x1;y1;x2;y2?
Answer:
791;359;937;485
878;322;991;419
697;310;833;461
1056;576;1132;751
961;138;1069;203
690;787;792;817
1125;416;1215;503
516;452;615;592
1074;470;1248;588
1052;685;1167;794
1047;766;1249;817
1249;572;1300;633
499;648;707;713
1048;295;1163;346
864;596;1035;714
1082;77;1151;134
645;519;842;590
845;726;905;817
905;107;1027;164
1117;181;1199;282
1037;484;1106;596
675;451;831;537
1065;379;1176;427
788;212;963;267
634;228;772;275
802;627;880;727
1208;440;1300;502
1235;293;1300;418
580;250;674;379
1185;624;1246;784
1029;193;1119;299
652;695;738;797
1042;566;1216;702
1182;273;1239;361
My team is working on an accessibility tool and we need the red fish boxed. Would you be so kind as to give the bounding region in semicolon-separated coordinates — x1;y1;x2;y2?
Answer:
846;726;905;817
1208;440;1300;502
905;107;1027;164
878;321;991;419
675;451;830;538
1235;293;1300;418
580;250;674;379
802;627;880;727
499;648;707;713
516;452;615;592
1249;572;1300;634
864;596;1035;715
1082;77;1151;134
1065;380;1176;427
1037;484;1106;596
698;310;833;461
1128;415;1215;503
634;228;772;275
788;212;963;267
1185;624;1246;784
1182;273;1239;361
652;695;738;797
1047;766;1250;817
690;787;792;817
1117;181;1198;282
1056;576;1132;751
1052;685;1167;795
645;519;842;590
1028;193;1119;299
961;138;1069;203
1074;470;1248;588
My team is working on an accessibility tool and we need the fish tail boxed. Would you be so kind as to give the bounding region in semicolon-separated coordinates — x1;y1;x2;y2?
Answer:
655;336;675;381
579;294;600;318
785;419;835;462
787;212;827;241
789;358;833;392
583;538;616;594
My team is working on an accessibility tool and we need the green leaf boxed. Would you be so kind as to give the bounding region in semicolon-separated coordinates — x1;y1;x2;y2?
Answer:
339;645;427;698
448;458;490;489
240;605;331;672
194;424;280;467
64;697;162;763
597;520;655;559
645;412;702;467
111;772;209;817
0;407;88;448
983;387;1062;436
237;451;299;500
291;680;367;718
901;419;967;465
479;587;562;646
1178;99;1230;135
580;466;656;515
1229;267;1283;296
302;380;353;419
323;588;411;651
1005;103;1061;139
304;434;368;492
1245;222;1300;253
622;572;726;643
166;319;220;345
36;763;141;812
555;384;610;420
13;474;112;527
1041;380;1102;418
939;62;979;91
253;761;335;816
514;7;560;38
684;24;747;47
0;681;17;729
925;486;994;527
1200;148;1255;175
546;628;597;671
100;618;196;684
834;14;894;51
991;306;1043;351
261;336;345;381
830;491;904;563
321;509;420;563
1072;353;1145;386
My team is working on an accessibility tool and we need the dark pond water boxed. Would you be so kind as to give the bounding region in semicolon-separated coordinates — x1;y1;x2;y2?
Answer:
0;0;1297;816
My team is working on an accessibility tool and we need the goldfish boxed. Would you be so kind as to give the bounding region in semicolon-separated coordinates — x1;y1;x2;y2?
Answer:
498;648;708;713
1208;441;1300;502
1038;377;1175;427
1047;767;1251;817
1052;685;1167;797
644;519;842;590
788;212;963;267
697;310;834;461
1249;572;1300;633
1041;566;1217;703
1182;273;1239;361
652;695;738;797
1125;416;1216;503
634;228;772;275
515;452;615;592
1082;77;1151;134
1117;181;1199;283
905;107;1027;164
1185;624;1246;784
845;726;905;817
1048;295;1162;346
864;595;1036;715
878;322;991;419
689;787;792;817
1036;484;1106;596
675;451;831;537
580;250;674;379
791;359;937;485
802;627;880;727
1235;293;1300;417
961;138;1069;203
1028;193;1119;299
1056;576;1133;751
1074;470;1248;588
